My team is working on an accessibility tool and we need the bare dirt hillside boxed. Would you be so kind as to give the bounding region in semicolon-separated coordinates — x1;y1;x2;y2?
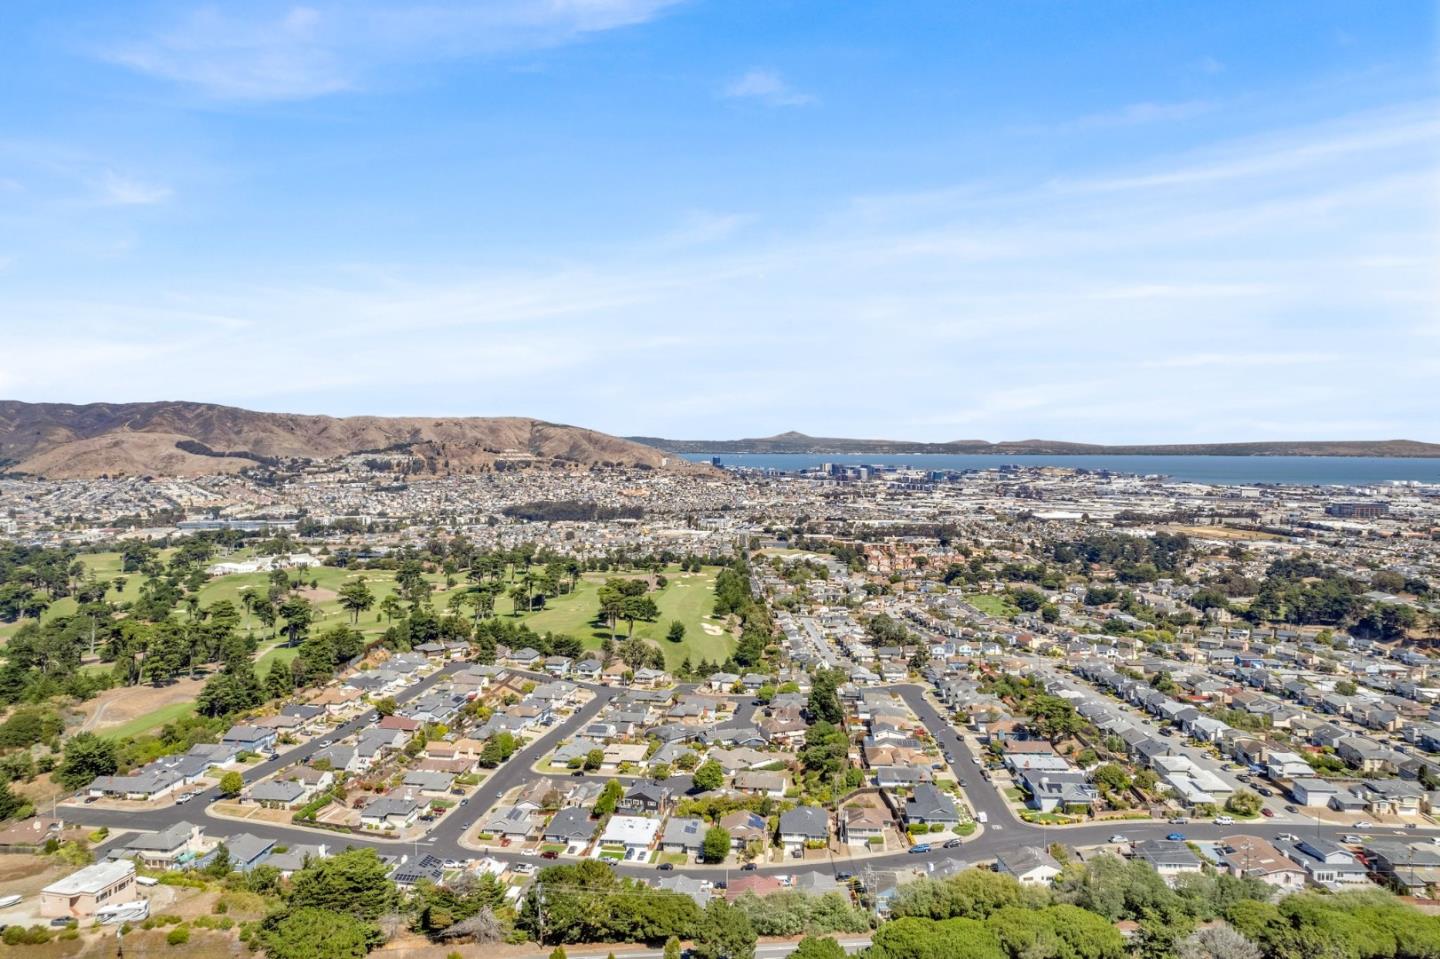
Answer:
0;401;697;478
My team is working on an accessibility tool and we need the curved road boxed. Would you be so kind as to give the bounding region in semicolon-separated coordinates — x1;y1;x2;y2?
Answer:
70;672;1411;882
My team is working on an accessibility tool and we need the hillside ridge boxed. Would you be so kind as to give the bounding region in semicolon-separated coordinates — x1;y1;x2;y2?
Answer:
0;400;694;478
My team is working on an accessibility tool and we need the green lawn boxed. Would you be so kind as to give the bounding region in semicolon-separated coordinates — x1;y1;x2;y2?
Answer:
517;566;734;670
964;593;1019;619
106;700;197;739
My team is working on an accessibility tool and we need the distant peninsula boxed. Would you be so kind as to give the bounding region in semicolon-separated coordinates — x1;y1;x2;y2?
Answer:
626;432;1440;458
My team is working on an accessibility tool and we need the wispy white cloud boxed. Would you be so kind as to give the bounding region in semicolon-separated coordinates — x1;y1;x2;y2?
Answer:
1141;352;1340;370
4;102;1434;440
94;170;172;206
1064;99;1215;130
659;210;754;247
98;0;685;100
722;68;814;107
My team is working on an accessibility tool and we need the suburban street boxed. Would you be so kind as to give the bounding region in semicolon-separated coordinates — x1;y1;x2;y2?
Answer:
70;673;1426;882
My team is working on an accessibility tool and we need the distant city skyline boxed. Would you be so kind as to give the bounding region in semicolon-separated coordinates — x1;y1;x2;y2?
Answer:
1;1;1436;442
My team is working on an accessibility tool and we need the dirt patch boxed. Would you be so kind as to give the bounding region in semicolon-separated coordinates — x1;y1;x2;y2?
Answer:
294;586;338;603
1160;525;1285;542
0;855;69;895
77;678;205;733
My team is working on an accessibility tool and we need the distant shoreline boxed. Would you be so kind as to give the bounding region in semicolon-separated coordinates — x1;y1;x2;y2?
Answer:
667;451;1440;486
631;437;1440;458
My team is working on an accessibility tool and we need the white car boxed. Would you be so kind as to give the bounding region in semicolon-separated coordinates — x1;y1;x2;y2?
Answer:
1108;835;1130;844
971;756;980;765
1355;820;1373;828
521;848;538;857
1214;816;1234;826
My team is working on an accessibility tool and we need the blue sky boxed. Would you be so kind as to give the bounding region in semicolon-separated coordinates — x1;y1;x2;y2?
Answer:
1;1;1436;442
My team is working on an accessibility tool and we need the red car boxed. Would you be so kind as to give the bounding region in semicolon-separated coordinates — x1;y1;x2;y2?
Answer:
1261;807;1275;818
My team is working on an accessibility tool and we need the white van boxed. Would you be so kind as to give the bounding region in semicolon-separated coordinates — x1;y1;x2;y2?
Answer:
976;811;988;824
136;876;159;886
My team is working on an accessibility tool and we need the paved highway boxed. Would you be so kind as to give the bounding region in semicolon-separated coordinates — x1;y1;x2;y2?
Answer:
70;672;1420;883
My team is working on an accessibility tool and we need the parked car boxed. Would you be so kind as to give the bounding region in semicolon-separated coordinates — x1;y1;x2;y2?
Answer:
656;862;674;871
944;838;963;849
318;740;333;748
1356;820;1374;828
1257;787;1273;797
909;843;931;854
1275;833;1299;843
1261;808;1275;818
1167;833;1186;842
521;849;538;857
1108;835;1130;844
1214;816;1234;826
741;863;758;871
1169;817;1188;825
541;851;559;860
1284;805;1298;814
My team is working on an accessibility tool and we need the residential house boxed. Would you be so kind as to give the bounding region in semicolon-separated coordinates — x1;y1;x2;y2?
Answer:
660;817;708;856
543;807;597;854
1219;835;1307;890
1283;837;1369;888
360;794;423;831
619;782;673;816
107;822;201;869
41;861;138;920
778;806;829;855
996;847;1062;885
719;810;769;850
904;784;961;826
1132;839;1204;885
596;815;660;860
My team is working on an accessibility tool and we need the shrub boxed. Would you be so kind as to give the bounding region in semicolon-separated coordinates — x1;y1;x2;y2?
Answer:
167;925;191;946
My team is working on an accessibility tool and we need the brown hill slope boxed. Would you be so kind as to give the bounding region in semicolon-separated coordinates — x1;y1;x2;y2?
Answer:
0;401;691;478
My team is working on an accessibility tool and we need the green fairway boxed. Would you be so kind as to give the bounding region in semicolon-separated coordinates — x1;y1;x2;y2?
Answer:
105;700;197;739
517;566;734;670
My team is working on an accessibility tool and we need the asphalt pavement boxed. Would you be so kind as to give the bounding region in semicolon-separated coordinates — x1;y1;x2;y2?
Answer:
70;673;1419;881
